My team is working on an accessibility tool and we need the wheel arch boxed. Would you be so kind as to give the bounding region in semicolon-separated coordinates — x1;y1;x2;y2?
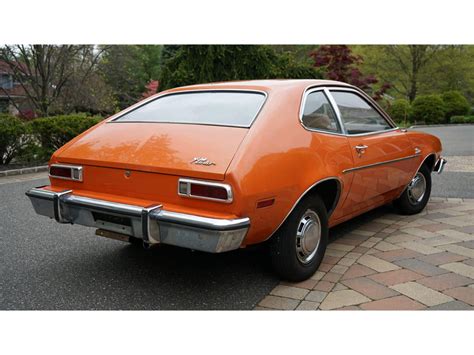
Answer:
266;177;342;241
422;153;437;172
304;178;342;217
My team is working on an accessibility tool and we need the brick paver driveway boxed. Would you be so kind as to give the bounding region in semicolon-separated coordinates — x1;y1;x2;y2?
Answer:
256;198;474;310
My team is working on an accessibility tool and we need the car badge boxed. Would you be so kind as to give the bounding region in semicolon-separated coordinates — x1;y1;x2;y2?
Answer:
190;157;216;166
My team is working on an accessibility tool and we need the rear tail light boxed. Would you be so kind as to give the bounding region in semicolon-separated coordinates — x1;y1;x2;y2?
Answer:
178;178;233;203
49;164;83;182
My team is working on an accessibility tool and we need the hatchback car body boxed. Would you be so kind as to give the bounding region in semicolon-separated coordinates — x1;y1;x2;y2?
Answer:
27;80;446;280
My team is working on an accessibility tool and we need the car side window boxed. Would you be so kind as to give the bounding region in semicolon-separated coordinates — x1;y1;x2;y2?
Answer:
302;91;341;133
330;91;392;134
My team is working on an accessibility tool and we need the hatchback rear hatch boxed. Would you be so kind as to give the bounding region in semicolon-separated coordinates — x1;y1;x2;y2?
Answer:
55;90;266;181
57;122;247;180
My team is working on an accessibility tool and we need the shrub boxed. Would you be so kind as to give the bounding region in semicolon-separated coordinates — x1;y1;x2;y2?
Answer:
0;114;29;164
16;142;50;164
388;99;411;124
450;115;474;124
441;91;470;123
465;115;474;123
450;115;465;123
30;114;102;158
410;95;446;124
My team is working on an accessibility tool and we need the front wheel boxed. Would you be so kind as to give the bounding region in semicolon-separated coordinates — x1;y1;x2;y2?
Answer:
269;195;328;282
394;164;432;215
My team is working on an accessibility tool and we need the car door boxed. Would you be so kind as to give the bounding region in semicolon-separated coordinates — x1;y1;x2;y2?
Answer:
329;89;418;213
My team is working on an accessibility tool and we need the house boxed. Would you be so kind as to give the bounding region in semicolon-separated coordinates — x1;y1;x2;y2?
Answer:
0;61;34;117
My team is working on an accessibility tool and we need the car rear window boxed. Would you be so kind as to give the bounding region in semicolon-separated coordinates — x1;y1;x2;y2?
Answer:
114;91;266;127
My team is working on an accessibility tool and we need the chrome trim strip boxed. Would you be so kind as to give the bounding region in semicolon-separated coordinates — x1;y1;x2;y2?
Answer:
327;87;397;130
265;177;343;242
178;178;233;204
49;164;83;182
108;89;268;129
324;87;347;135
299;84;400;137
298;87;346;136
342;154;420;174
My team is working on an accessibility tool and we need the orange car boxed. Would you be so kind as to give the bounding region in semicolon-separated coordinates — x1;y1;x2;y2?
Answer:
26;80;446;281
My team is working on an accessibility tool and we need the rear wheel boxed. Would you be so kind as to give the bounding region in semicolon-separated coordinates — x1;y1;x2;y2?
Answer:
269;195;328;282
394;164;432;215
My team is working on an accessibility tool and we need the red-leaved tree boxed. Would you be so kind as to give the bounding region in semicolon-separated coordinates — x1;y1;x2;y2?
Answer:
141;80;159;99
310;45;390;100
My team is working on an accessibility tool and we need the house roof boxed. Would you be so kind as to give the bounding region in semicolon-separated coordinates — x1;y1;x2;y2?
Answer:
0;60;26;98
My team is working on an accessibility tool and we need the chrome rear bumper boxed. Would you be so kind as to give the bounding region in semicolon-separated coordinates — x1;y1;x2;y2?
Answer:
26;187;249;253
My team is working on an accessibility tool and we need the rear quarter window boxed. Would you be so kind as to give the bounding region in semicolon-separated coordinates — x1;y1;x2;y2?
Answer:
114;91;266;128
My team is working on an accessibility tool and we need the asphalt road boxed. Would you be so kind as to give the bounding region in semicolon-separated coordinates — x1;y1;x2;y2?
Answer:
412;125;474;198
1;125;472;310
0;178;279;310
412;125;473;156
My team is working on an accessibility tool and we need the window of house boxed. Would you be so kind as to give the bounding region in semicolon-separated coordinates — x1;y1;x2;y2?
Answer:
0;74;13;89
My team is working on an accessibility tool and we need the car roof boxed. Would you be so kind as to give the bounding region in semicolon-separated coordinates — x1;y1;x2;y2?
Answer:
164;79;354;94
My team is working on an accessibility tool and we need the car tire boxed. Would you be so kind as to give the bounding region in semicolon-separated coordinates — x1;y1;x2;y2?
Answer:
394;164;432;215
269;195;328;282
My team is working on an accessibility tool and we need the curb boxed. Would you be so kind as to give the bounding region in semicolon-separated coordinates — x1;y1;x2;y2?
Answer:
0;165;48;178
410;123;474;128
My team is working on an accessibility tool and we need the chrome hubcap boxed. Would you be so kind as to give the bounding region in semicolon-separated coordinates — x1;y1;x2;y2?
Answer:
295;210;321;264
407;172;426;205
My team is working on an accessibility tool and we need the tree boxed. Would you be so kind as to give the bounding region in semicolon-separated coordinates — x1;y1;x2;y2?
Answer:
354;45;444;102
99;45;162;109
142;80;159;99
385;45;440;102
159;45;320;90
54;69;117;115
0;45;106;116
309;45;390;100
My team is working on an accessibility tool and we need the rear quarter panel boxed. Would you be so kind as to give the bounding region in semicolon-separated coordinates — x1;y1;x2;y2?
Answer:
226;85;354;245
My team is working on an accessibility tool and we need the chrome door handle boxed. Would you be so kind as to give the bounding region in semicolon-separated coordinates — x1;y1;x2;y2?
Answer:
355;145;368;157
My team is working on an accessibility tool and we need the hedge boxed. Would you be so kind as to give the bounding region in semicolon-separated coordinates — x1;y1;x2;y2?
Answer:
30;114;102;159
0;114;29;165
450;115;474;124
0;114;103;165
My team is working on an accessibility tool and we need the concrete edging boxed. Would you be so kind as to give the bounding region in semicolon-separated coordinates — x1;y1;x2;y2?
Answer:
410;123;474;128
0;165;48;178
